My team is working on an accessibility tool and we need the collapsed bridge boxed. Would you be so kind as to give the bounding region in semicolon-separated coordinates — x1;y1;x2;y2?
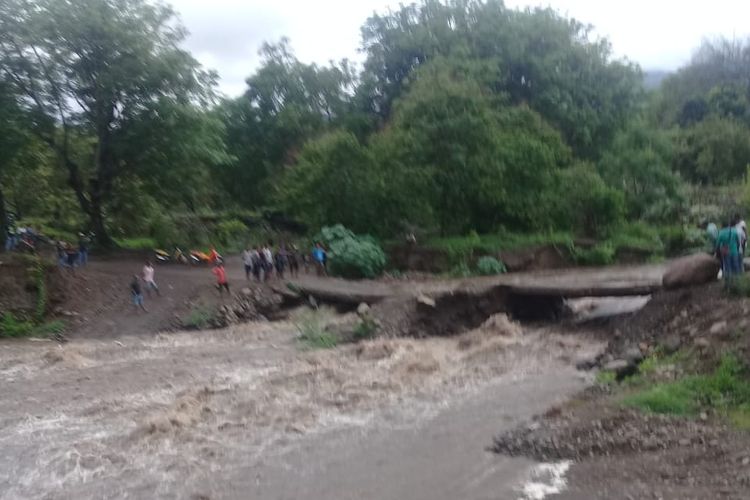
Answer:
279;264;667;334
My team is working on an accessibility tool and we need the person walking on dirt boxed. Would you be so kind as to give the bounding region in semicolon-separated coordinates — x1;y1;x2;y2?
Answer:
716;219;742;284
275;243;288;280
262;244;274;281
212;261;230;295
735;213;747;257
252;245;262;281
288;244;300;278
142;260;160;297
78;233;90;266
242;246;254;280
130;275;148;313
312;242;327;276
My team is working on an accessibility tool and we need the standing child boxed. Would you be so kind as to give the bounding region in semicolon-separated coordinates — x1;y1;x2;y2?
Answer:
142;260;160;297
212;261;230;295
130;275;148;313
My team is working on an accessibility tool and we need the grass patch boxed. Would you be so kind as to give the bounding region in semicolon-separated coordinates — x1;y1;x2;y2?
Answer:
596;370;617;385
114;237;158;251
294;309;338;349
0;313;35;338
353;317;378;340
623;355;750;419
183;305;217;329
31;320;66;337
726;274;750;298
427;230;573;258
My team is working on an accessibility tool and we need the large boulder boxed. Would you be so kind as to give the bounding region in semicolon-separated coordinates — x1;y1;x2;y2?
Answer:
662;253;720;289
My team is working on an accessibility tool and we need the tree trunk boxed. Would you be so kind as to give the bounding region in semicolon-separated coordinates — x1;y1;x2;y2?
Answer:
89;186;112;248
0;184;7;251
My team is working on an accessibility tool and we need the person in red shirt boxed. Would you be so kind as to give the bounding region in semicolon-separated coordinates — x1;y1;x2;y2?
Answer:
212;261;229;295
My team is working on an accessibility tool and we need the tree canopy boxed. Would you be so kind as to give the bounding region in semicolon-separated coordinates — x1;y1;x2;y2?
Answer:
0;0;745;252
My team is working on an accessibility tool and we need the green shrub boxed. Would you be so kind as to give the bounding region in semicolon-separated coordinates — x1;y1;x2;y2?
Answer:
183;305;216;329
0;313;34;338
572;243;616;266
295;310;338;349
115;237;158;250
214;218;248;247
315;225;387;279
727;275;750;298
476;256;506;276
624;355;750;418
610;221;664;254
353;317;378;340
31;320;66;337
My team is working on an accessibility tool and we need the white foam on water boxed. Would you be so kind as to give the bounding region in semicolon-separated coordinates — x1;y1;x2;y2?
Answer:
519;461;572;500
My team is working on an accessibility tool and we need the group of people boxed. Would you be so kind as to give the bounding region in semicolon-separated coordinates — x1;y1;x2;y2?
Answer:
130;260;160;313
241;241;328;282
56;234;90;269
129;241;331;312
708;214;748;282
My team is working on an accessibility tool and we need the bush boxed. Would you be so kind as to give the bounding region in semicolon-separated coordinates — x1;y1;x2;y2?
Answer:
727;275;750;298
476;256;507;276
183;305;217;330
115;237;158;250
315;225;387;279
624;355;750;417
0;313;34;338
572;243;616;266
295;309;338;349
214;218;248;247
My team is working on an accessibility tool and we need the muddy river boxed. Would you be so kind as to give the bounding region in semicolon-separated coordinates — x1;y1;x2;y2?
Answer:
0;310;607;499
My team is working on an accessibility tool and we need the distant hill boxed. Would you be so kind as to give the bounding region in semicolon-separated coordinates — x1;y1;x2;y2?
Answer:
643;70;672;90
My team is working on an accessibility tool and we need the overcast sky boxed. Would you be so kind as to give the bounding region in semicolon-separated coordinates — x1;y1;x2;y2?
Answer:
171;0;750;97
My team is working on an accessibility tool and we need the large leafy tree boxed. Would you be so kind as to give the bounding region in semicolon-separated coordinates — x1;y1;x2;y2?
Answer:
0;82;28;247
0;0;218;245
222;40;358;207
360;0;642;158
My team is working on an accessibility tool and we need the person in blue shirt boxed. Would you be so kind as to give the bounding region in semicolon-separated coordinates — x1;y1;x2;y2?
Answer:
312;242;327;276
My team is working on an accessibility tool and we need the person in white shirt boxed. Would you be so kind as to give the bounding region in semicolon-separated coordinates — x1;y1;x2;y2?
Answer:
242;247;254;280
142;260;160;297
734;213;747;256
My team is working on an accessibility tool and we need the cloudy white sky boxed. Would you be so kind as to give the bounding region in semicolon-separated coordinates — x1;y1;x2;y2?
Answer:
171;0;750;96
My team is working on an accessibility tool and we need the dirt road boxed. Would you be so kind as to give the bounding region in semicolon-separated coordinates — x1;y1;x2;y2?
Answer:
55;255;665;338
0;313;603;499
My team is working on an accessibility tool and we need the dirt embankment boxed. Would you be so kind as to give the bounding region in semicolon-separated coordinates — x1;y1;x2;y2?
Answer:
493;284;750;500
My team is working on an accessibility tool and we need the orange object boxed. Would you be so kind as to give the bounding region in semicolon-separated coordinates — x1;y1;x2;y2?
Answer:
212;266;227;284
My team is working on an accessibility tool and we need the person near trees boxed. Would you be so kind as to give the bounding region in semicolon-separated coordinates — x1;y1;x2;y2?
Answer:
130;275;148;313
251;246;262;281
716;219;742;283
78;233;90;266
275;242;288;279
262;243;274;281
734;213;747;257
312;242;327;276
242;246;254;280
142;260;160;297
288;244;300;278
212;261;230;295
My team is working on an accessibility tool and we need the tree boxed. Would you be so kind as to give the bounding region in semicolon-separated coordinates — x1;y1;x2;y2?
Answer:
278;131;381;233
360;0;642;158
599;121;683;220
0;82;28;248
222;40;357;207
674;117;750;184
0;0;217;245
